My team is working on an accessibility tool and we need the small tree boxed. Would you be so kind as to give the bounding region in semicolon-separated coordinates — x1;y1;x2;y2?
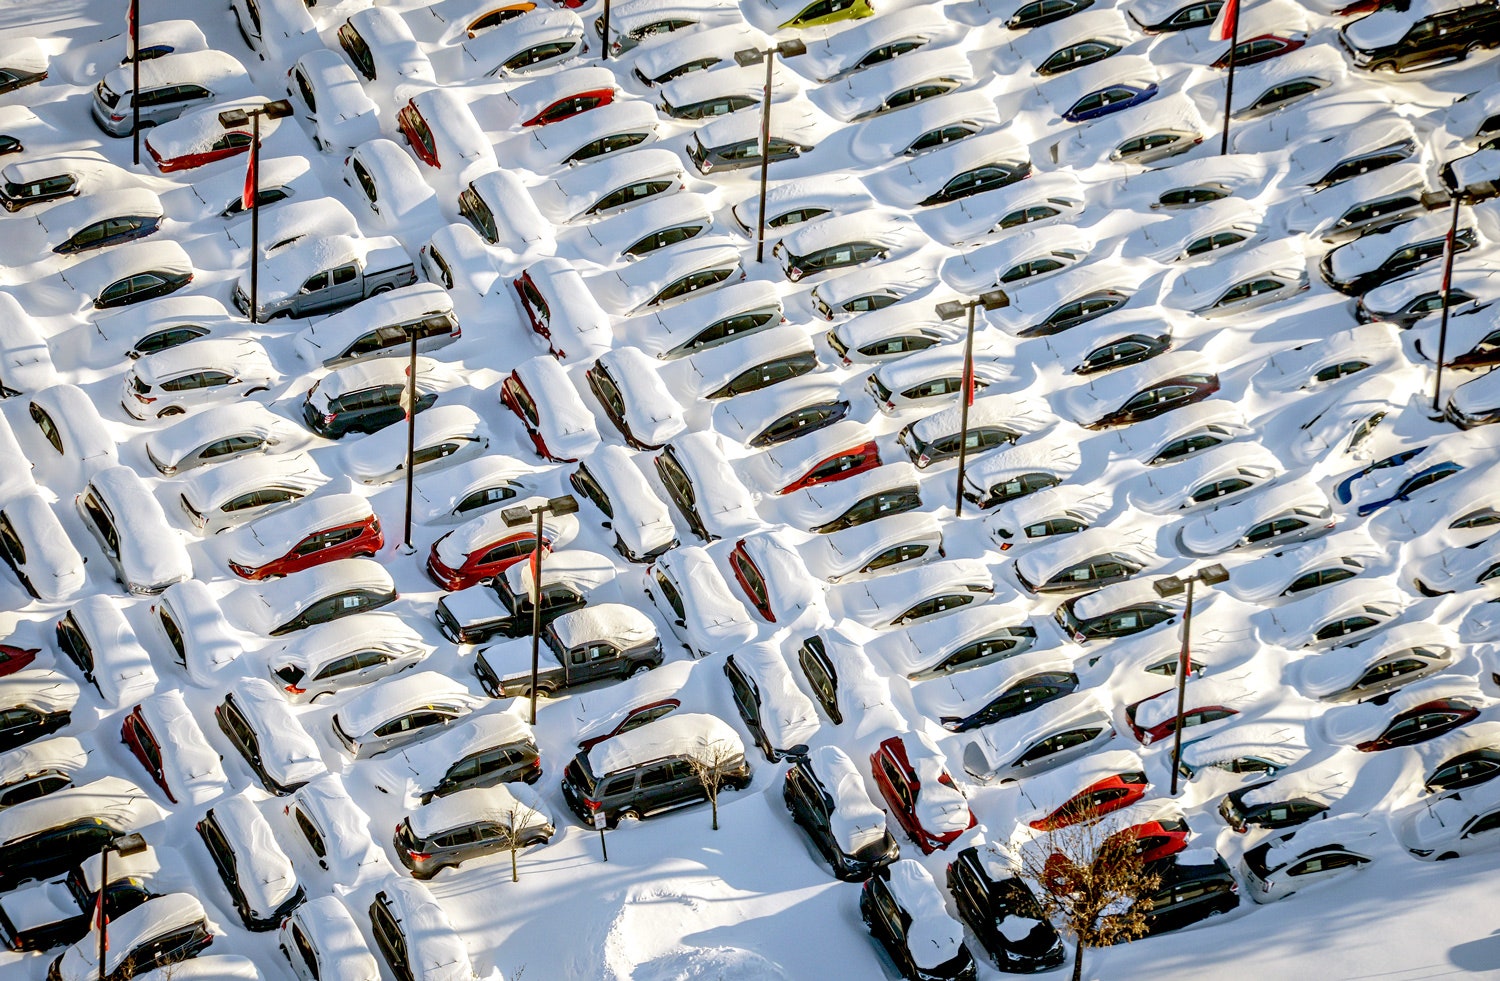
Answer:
502;797;547;883
1018;805;1162;981
687;737;741;831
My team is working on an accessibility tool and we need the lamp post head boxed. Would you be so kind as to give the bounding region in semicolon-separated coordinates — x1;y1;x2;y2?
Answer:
935;300;966;320
501;505;532;528
111;832;148;856
1198;563;1230;586
263;99;294;120
774;39;808;58
547;494;580;516
217;108;248;128
978;288;1010;310
734;47;764;67
219;100;294;130
1153;575;1186;598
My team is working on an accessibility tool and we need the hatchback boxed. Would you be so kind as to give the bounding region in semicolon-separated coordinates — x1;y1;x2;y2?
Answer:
394;783;554;878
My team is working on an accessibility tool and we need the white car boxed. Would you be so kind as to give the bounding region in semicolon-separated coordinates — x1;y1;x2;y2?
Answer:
0;491;85;602
871;601;1037;681
1283;160;1428;244
645;544;756;658
1133;197;1263;264
343;404;490;485
1253;322;1403;396
422;222;502;297
866;339;1013;415
1229;46;1343;120
231;0;317;62
1005;8;1134;75
1239;816;1378;903
823;48;972;122
193;153;314;219
774;212;923;283
666;323;817;402
806;6;952;82
987;484;1111;551
827;304;964;365
341;139;439;231
923;171;1086;248
152;579;241;685
1176;478;1336;556
144;402;285;476
1012;525;1157;594
177;452;328;535
576;193;715;266
1221;529;1379;604
238;559;397;637
331;671;485;758
286;48;381;153
1298;622;1457;702
632;22;767;86
414;454;537;525
731;173;875;242
862;119;1023;201
224;198;361;255
457;8;585;79
941;225;1091;296
836;558;996;629
91;294;239;361
1400;776;1500;860
587;241;744;316
961;692;1113;784
1126;441;1283;514
800;510;944;583
960;436;1083;511
1047;93;1205;168
278;896;381;981
266;613;431;702
510;99;660;173
121;338;275;420
77;466;193;596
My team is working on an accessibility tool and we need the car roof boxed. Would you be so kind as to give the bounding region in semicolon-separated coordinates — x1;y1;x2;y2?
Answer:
587;711;743;775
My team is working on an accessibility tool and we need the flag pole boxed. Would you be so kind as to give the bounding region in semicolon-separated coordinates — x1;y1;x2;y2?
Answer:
1219;0;1241;155
954;301;976;518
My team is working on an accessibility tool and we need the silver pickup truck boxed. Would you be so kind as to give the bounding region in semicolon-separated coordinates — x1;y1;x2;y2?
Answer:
234;232;416;320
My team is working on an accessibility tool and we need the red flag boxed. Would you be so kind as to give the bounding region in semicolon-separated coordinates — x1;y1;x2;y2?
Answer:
93;889;108;950
241;146;256;213
127;0;136;42
527;540;543;601
1209;0;1239;43
962;354;975;408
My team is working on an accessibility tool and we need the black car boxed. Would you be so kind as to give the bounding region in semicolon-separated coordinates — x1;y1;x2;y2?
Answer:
1131;854;1239;935
93;267;193;309
0;866;153;953
0;135;21;156
964;470;1067;510
688;132;810;174
1020;289;1132;338
1218;780;1329;833
861;862;980;981
53;215;161;257
811;486;923;534
0;683;72;754
749;399;852;448
1054;597;1176;643
1129;0;1223;33
1009;0;1095;30
1425;746;1500;794
1073;332;1172;375
946;846;1066;973
196;801;305;931
1321;224;1477;296
782;748;900;881
1037;35;1125;75
940;671;1079;733
1085;372;1221;429
707;350;820;400
899;419;1023;469
918;161;1032;207
1341;0;1500;72
302;378;437;439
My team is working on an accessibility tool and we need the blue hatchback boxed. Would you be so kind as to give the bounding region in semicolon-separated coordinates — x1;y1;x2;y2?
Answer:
1063;81;1158;122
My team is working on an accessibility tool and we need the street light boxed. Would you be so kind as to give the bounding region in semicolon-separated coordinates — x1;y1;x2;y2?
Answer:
1421;162;1500;417
501;495;580;725
129;0;140;166
734;39;807;264
600;0;613;60
1153;563;1229;796
96;832;148;981
400;329;420;554
219;99;293;326
936;289;1010;517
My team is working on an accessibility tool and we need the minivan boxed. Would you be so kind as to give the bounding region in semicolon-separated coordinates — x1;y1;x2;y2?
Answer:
561;713;751;827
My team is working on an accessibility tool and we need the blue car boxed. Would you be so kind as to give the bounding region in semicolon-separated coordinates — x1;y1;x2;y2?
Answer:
1355;460;1465;517
1333;446;1427;504
1062;81;1158;122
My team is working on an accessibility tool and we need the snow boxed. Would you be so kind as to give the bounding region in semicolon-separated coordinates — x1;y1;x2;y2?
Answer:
206;792;300;917
136;689;228;804
590;712;744;775
883;860;963;969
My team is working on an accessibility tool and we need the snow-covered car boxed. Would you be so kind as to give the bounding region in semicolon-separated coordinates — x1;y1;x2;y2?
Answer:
807;6;951;82
1298;622;1457;701
149;578;239;684
837;558;996;630
245;229;416;321
731;173;876;242
1446;364;1500;428
1049;93;1206;167
1176;721;1308;781
365;876;476;981
1060;350;1220;429
1322;209;1482;296
860;859;978;981
396;88;498;191
412;454;536;527
457;8;585;78
688;99;832;175
36;186;162;256
1220;529;1377;604
713;375;847;449
513;256;611;360
824;304;962;366
1112;398;1250;466
1019;748;1149;830
177;452;327;535
91;49;251;136
421;222;503;294
197;790;305;930
510;98;660;172
588;240;744;316
0;669;78;754
500;355;601;462
783;744;899;881
488;64;618;129
30;383;117;475
961;692;1113;783
1176;478;1336;556
1257;578;1407;650
1013;526;1157;593
1253;323;1404;398
343;404;489;485
787;461;923;534
121;688;228;805
337;6;436;93
122;338;273;421
425;494;580;591
0;152;124;212
1239;816;1377;903
473;603;663;698
1168;238;1309;318
923;650;1080;734
214;677;325;792
286;48;381;153
1053;578;1181;644
848;89;1001;166
653;431;759;541
293;282;459;370
1133;197;1262;265
599;0;741;54
658;59;788;120
899;393;1054;470
331;671;484;759
748;419;880;496
1043;54;1159;123
645;544;757;658
1286;113;1417;188
77;466;192;596
632;22;767;86
775;213;922;284
267;613;431;702
621;280;781;364
301;356;449;440
569;447;678;562
227;493;382;582
238;559;397;637
924;171;1086;248
1126;674;1254;745
719;530;827;626
668;322;818;402
1226;44;1341;120
1363;265;1499;331
91;295;237;362
47;893;215;981
144;403;284;477
960;436;1083;510
825;48;972;123
1400;775;1500;860
867;341;1012;416
870;731;976;854
942;224;1091;295
60;238;193;310
577;193;714;265
1007;7;1134;74
55;594;157;708
987;485;1111;550
144;97;276;173
277;897;380;981
875;601;1037;681
394;781;554;878
1283;160;1429;244
800;510;944;584
723;641;821;760
1127;441;1283;513
341;139;439;231
223;198;361;257
0;491;85;603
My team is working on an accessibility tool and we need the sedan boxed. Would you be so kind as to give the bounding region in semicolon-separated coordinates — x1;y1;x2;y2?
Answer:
1062;78;1158;122
918;160;1032;207
1212;33;1305;68
1356;698;1481;752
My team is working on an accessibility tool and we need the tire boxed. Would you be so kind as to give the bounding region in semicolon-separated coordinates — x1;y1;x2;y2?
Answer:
371;284;395;295
628;662;652;678
1372;60;1398;73
620;808;640;823
157;405;185;418
1469;42;1484;59
1437;851;1459;861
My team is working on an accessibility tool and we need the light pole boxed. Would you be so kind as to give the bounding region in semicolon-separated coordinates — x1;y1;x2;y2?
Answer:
218;99;293;327
600;0;613;60
501;495;580;725
734;39;807;264
936;290;1010;517
130;0;140;165
1152;564;1229;796
1419;168;1499;416
96;832;148;981
401;330;419;554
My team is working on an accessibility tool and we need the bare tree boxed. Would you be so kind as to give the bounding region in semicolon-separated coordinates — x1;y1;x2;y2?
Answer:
1017;805;1162;981
501;797;548;884
687;737;742;831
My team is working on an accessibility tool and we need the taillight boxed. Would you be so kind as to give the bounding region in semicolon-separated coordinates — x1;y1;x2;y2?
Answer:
285;683;305;695
111;112;126;122
324;412;336;425
530;758;541;770
134;392;156;403
584;797;601;812
917;453;930;467
408;850;430;861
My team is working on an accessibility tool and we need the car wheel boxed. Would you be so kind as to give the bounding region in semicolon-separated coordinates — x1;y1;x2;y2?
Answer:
157;405;186;417
1372;60;1397;72
524;831;550;846
1437;851;1459;861
1469;41;1485;59
371;284;395;295
620;808;641;823
628;662;652;678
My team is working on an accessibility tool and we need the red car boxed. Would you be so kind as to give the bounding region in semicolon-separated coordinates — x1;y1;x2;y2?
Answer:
1211;33;1305;68
425;519;554;591
397;99;441;168
121;705;175;803
0;645;39;677
870;733;976;854
1355;698;1480;752
1125;691;1240;745
523;88;615;127
578;698;681;752
1029;771;1150;832
1115;815;1191;864
777;439;881;496
146;127;255;173
226;498;384;581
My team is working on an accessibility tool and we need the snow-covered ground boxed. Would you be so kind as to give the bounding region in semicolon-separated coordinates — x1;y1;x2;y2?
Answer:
3;0;1500;978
